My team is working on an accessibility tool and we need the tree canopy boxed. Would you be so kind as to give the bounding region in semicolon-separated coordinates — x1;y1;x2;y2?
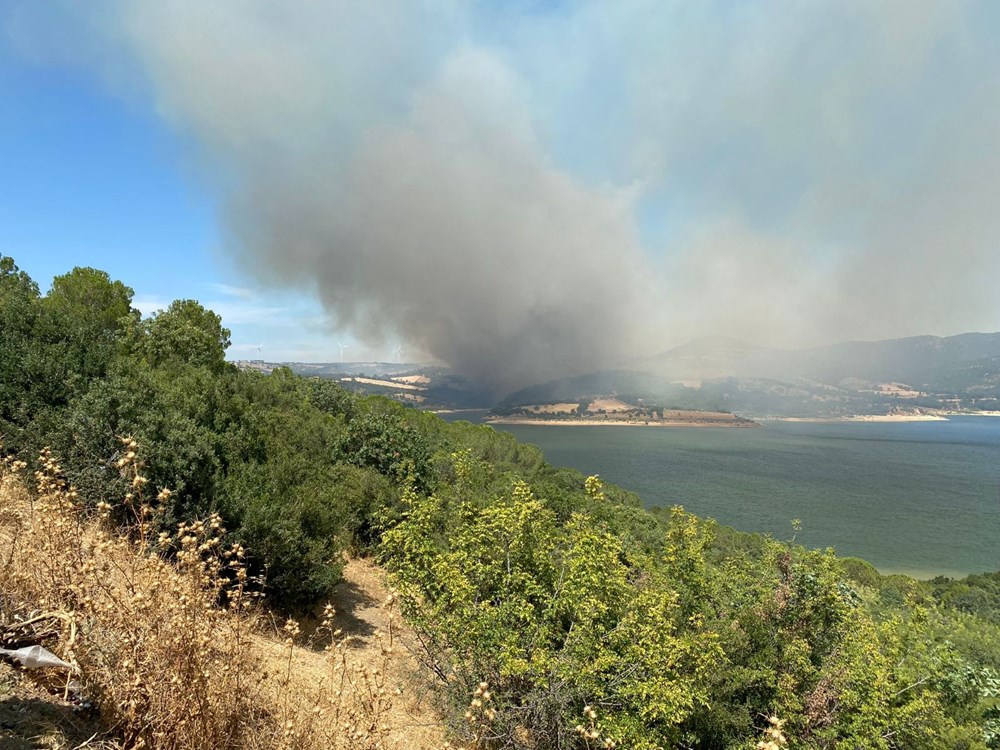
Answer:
141;299;231;372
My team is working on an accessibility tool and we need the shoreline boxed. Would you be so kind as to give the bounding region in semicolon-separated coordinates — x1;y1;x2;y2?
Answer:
759;414;949;423
486;417;759;428
759;411;1000;423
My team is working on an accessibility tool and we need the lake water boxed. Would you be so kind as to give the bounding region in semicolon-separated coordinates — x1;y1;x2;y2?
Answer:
485;416;1000;578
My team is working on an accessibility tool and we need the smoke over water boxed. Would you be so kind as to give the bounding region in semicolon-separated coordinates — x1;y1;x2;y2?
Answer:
8;1;1000;391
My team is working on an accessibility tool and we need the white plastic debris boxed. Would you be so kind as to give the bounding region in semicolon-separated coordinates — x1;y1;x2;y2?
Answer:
0;644;73;669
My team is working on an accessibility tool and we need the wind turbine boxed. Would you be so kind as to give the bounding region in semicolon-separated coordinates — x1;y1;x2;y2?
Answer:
257;344;263;363
338;342;349;364
394;345;402;364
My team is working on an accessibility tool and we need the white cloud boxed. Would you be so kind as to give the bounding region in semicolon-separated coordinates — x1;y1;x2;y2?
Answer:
205;283;255;300
131;294;170;318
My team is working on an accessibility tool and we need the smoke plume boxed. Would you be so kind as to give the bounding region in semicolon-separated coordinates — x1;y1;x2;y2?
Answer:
7;0;1000;390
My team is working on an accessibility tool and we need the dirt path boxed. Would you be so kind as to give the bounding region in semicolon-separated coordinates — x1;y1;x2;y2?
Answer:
255;558;451;750
334;558;449;749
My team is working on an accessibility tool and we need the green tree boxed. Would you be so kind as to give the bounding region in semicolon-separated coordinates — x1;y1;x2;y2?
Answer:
40;266;138;390
336;411;432;490
45;266;135;336
141;299;231;372
0;255;41;433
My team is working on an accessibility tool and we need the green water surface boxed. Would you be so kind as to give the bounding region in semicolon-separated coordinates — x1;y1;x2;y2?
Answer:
494;416;1000;578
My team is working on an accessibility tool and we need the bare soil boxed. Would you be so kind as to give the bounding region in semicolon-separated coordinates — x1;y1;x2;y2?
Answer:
343;377;426;392
0;661;115;750
586;398;634;413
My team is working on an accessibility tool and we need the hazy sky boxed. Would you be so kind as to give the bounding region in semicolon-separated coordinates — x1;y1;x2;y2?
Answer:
3;1;999;387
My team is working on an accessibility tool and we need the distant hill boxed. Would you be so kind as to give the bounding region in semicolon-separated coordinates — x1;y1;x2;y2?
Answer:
645;332;1000;385
235;333;1000;417
500;332;1000;418
235;360;426;378
235;361;494;409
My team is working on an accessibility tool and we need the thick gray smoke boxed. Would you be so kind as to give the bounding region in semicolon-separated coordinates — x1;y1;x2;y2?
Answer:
223;46;657;389
7;1;1000;390
90;1;658;391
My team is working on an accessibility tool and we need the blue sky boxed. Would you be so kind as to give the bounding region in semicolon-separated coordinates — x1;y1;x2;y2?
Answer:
2;1;999;379
0;34;357;362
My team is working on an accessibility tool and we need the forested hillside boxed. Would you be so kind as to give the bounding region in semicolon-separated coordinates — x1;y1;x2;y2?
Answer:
2;254;999;749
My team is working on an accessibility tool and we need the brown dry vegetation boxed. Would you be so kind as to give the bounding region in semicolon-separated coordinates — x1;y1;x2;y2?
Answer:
874;382;923;398
392;376;430;386
584;398;633;413
0;445;448;750
342;378;426;392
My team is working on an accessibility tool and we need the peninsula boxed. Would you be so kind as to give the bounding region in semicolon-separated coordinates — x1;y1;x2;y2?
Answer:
488;397;759;427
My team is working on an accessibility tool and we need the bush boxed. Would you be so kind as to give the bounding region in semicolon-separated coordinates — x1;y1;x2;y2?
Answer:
382;467;722;749
336;412;432;491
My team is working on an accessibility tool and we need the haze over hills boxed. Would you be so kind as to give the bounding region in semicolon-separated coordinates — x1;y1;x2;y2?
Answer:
246;331;1000;418
497;331;1000;418
644;332;1000;386
237;361;425;379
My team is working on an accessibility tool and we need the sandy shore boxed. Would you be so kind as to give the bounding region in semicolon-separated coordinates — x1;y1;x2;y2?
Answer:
487;417;759;428
760;414;948;423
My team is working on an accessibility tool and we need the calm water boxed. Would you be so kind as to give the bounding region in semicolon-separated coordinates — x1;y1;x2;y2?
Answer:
489;417;1000;578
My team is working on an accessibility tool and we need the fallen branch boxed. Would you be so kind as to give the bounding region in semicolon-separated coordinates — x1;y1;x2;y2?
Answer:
0;610;72;649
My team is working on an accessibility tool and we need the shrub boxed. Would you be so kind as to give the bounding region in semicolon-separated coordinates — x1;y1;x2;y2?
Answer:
337;413;432;491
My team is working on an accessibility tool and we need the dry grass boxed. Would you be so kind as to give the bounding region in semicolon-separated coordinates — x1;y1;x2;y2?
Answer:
585;398;633;413
0;443;448;750
341;378;425;392
392;376;430;386
0;658;118;750
874;382;923;398
255;560;447;750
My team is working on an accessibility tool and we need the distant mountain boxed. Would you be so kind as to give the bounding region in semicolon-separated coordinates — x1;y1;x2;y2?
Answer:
646;332;1000;385
500;332;1000;418
795;333;1000;391
236;333;1000;417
